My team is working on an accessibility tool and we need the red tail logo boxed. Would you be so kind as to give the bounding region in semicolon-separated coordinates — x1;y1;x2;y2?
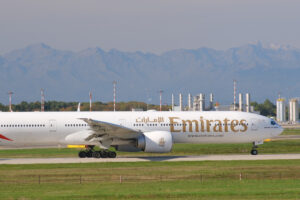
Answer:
0;134;13;141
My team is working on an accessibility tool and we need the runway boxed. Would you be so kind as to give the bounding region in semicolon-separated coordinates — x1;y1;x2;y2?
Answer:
1;154;300;164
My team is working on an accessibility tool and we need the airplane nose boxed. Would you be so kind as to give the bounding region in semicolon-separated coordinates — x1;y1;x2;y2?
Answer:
275;125;284;136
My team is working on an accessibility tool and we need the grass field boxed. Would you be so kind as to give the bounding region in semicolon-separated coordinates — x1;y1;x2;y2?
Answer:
281;128;300;135
1;129;300;199
0;160;300;199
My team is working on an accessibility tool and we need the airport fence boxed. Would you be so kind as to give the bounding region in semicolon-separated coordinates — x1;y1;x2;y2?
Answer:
0;172;299;184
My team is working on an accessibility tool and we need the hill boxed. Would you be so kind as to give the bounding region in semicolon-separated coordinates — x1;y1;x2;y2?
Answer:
0;42;299;104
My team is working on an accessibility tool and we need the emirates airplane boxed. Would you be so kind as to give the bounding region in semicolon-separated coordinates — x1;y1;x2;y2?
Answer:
0;111;283;158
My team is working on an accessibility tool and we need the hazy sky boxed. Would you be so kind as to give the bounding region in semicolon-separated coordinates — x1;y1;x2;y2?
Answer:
1;0;300;54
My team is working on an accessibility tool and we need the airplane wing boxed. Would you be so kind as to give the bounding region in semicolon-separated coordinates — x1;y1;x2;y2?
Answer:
80;118;142;140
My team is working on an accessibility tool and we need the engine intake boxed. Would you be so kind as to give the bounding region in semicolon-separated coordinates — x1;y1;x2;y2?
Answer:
137;131;173;153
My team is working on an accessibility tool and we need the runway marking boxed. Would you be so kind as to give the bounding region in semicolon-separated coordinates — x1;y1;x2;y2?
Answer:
1;154;300;164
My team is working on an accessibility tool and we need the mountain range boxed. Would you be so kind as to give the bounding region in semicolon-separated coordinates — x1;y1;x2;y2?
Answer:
0;42;299;105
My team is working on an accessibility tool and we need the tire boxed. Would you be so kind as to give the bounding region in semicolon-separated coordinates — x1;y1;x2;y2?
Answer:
108;151;117;158
92;151;101;158
251;149;258;155
86;151;93;158
78;151;86;158
100;151;108;158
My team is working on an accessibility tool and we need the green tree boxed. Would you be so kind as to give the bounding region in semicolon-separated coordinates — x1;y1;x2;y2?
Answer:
251;99;276;117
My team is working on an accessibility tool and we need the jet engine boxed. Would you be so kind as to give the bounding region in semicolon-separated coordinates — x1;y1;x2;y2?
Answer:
136;131;173;153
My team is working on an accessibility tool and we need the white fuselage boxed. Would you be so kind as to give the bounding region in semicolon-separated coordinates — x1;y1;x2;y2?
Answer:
0;111;283;147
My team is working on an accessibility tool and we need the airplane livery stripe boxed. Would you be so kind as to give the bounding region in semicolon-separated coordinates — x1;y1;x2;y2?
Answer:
0;134;13;141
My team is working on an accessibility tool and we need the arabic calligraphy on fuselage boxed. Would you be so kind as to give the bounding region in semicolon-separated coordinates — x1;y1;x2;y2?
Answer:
135;117;165;123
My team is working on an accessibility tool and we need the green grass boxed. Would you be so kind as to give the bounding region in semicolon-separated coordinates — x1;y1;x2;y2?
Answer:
281;128;300;135
1;139;300;158
1;160;300;199
1;129;300;199
1;180;300;199
0;147;79;158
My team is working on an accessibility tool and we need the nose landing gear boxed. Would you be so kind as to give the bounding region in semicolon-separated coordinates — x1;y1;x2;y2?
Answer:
251;149;258;155
250;141;263;155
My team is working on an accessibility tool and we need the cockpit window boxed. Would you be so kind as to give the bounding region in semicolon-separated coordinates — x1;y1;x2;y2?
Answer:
271;120;276;125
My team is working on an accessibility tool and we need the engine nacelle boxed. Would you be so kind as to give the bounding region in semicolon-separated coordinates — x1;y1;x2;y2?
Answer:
137;131;173;153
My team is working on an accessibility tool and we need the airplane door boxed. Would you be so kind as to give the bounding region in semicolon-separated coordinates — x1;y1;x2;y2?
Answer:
251;119;258;131
49;119;57;132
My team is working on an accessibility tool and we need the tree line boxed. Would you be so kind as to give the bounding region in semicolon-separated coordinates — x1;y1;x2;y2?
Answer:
250;99;276;117
0;101;170;112
0;99;283;117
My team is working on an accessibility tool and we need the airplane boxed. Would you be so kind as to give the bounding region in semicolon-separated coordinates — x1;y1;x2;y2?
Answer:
0;111;283;158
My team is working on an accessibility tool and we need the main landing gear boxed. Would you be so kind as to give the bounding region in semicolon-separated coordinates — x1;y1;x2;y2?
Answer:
78;145;117;158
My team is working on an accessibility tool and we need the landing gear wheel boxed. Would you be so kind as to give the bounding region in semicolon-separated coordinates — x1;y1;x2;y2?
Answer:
92;151;101;158
78;151;87;158
86;151;93;158
100;151;108;158
108;151;117;158
251;149;258;155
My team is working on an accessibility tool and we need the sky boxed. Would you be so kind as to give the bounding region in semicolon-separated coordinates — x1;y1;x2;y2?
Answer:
1;0;300;55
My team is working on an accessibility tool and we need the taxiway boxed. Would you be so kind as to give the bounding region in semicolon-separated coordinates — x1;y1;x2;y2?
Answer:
1;154;300;164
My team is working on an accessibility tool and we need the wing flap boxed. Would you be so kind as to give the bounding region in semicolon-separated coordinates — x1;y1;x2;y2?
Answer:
64;130;94;144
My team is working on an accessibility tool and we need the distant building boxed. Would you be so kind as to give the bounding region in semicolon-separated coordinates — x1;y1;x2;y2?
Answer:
276;98;286;122
289;98;299;123
192;93;205;111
